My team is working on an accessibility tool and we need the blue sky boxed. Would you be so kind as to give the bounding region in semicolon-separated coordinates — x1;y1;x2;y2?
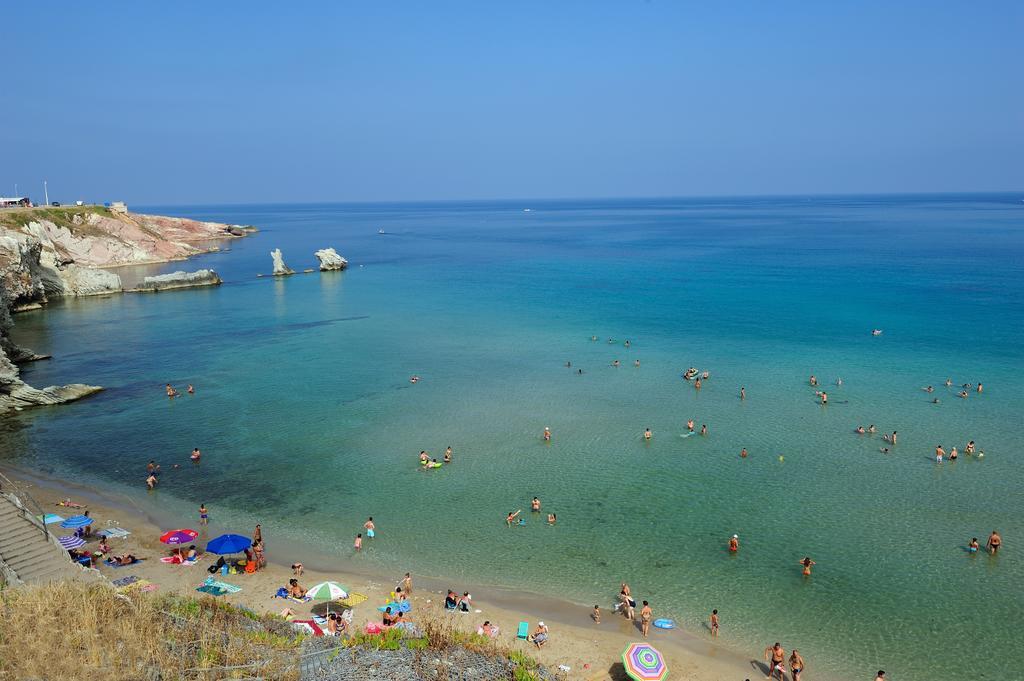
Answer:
2;2;1021;204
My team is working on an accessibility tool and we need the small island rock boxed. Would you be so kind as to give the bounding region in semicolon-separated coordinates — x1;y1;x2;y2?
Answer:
314;248;348;271
271;249;294;276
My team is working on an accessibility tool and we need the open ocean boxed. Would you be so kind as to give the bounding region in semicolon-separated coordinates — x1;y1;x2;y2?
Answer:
3;194;1022;680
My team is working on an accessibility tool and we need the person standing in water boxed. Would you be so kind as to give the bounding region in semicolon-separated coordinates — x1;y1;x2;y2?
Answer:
789;650;806;681
531;497;541;513
935;445;945;463
700;424;708;436
444;446;452;463
354;533;362;551
543;427;551;442
506;510;522;527
987;530;1002;554
686;419;695;433
798;557;816;576
820;391;828;405
364;517;376;538
644;428;652;441
728;534;739;552
740;448;748;458
710;609;719;636
740;386;746;400
191;448;201;462
977;382;983;393
199;503;208;526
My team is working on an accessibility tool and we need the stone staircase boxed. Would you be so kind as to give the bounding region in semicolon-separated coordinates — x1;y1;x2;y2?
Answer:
0;475;93;586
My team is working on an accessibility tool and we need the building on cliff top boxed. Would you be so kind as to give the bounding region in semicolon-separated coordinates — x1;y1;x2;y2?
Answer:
0;197;31;207
110;201;128;214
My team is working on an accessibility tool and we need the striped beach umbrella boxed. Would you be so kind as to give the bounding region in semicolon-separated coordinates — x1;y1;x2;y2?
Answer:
60;515;94;529
58;535;86;550
307;581;348;616
307;581;349;601
160;529;199;545
622;642;668;681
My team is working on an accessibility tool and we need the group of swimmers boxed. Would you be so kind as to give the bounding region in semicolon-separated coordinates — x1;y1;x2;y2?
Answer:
164;383;195;398
934;441;982;462
506;497;557;526
418;446;452;469
967;531;1002;554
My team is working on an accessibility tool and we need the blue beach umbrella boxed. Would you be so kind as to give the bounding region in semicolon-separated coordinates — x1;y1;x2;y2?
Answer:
59;535;86;550
60;515;93;529
206;534;252;555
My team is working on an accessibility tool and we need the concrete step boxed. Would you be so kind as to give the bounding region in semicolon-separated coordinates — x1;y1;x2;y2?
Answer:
5;543;63;571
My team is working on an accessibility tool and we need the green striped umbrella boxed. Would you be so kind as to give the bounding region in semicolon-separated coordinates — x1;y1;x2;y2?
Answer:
307;581;349;615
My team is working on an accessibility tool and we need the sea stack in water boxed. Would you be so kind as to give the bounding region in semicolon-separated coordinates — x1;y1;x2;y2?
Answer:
271;249;294;276
133;269;223;293
314;248;348;271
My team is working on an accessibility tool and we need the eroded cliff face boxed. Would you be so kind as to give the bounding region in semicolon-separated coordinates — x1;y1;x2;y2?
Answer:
0;207;253;413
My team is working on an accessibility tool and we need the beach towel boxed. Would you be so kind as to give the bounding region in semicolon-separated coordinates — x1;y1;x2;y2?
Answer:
160;556;199;566
111;575;141;588
104;558;142;568
292;620;324;636
196;584;228;597
202;577;242;593
338;593;368;608
289;595;311;603
39;513;65;524
97;528;131;539
516;622;529;640
117;579;153;594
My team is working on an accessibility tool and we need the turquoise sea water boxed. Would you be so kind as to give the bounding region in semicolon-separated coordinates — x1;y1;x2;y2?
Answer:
3;195;1023;680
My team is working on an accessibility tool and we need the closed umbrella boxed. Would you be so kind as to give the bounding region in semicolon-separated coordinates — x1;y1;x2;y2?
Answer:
205;534;252;555
160;529;199;545
622;642;668;681
60;515;94;529
59;535;86;550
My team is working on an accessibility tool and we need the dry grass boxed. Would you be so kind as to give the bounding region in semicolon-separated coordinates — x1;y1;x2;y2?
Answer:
0;581;304;680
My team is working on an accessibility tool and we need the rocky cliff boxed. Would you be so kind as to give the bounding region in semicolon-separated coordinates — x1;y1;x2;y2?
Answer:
0;206;254;413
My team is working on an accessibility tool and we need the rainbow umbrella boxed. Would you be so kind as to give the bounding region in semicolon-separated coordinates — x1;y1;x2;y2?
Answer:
622;642;668;681
160;529;199;545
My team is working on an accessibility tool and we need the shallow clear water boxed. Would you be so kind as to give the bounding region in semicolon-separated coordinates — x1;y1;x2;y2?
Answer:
3;195;1023;680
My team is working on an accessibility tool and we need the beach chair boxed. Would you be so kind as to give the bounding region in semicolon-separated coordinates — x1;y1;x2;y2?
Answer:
516;621;529;640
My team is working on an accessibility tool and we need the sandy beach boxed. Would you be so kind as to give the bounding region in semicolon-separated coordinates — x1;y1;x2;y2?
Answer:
4;463;765;681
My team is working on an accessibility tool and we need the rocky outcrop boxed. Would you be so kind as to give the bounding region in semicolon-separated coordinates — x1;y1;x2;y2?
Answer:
133;269;222;293
314;248;348;271
0;280;101;413
271;249;294;276
0;206;255;413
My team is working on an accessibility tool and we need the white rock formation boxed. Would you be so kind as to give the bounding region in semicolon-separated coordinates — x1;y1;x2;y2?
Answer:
271;249;294;276
134;269;222;292
314;248;348;271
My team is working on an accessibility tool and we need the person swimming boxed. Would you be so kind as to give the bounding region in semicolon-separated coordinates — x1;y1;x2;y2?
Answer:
728;534;739;552
855;426;865;434
190;448;201;462
165;383;178;398
644;428;652;441
700;424;707;436
531;497;541;512
968;537;979;553
543;427;551;442
868;424;877;433
444;446;452;463
612;360;620;367
419;451;429;464
506;510;522;527
966;441;975;454
686;419;695;433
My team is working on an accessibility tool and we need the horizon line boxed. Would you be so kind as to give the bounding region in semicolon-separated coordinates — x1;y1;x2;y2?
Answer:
133;189;1024;210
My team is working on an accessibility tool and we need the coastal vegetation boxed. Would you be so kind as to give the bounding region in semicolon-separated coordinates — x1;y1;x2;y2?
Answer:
0;205;114;232
0;581;550;680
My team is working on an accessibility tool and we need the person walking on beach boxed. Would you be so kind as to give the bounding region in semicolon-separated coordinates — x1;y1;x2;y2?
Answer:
789;650;806;681
987;530;1002;554
354;533;362;551
364;517;376;538
592;605;601;623
710;609;719;636
640;600;653;637
765;643;786;680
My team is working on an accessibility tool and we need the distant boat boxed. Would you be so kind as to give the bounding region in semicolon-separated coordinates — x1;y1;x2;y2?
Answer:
378;228;385;234
523;208;532;212
872;329;883;336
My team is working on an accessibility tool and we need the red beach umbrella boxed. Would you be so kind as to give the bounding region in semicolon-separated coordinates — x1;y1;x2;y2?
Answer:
160;528;199;545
